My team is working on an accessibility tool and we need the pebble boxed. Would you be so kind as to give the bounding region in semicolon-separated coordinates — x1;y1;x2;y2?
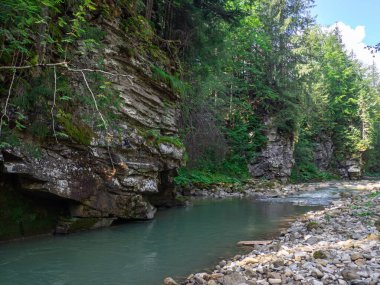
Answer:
267;278;281;284
351;253;364;261
312;268;324;278
341;270;361;281
164;277;178;285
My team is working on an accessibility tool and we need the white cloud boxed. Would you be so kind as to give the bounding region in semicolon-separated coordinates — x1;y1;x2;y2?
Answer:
326;22;380;69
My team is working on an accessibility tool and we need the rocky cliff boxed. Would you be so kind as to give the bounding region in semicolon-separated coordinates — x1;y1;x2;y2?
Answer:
314;135;334;171
0;16;184;238
249;119;295;181
337;156;363;180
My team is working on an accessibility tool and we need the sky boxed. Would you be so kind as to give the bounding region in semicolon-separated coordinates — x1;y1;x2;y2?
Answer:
311;0;380;67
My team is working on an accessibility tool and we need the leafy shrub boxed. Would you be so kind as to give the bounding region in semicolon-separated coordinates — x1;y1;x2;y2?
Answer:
174;168;241;186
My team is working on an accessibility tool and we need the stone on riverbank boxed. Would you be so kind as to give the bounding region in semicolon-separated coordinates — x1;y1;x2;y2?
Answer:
179;187;380;285
164;277;178;285
237;241;272;247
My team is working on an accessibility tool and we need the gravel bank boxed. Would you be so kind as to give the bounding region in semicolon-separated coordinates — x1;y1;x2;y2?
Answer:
167;182;380;285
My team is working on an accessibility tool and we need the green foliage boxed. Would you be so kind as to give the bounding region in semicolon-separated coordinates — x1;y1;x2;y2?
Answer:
174;168;241;187
224;98;267;163
174;148;250;186
57;110;94;145
0;127;21;148
290;132;338;182
156;136;185;149
306;221;319;231
1;0;380;183
124;15;154;42
0;0;98;62
151;66;187;94
0;0;122;148
364;121;380;173
368;191;380;198
143;129;185;149
22;141;42;159
30;120;50;138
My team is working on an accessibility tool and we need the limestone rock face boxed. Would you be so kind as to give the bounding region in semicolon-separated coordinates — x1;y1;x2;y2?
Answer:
314;135;334;171
249;119;295;181
0;19;184;230
338;156;362;180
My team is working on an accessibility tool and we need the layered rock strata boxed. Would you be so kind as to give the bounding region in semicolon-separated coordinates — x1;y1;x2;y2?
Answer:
249;119;295;181
0;19;184;235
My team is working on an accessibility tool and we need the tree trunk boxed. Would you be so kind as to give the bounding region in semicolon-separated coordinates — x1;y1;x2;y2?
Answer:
36;6;48;64
164;0;173;39
145;0;154;21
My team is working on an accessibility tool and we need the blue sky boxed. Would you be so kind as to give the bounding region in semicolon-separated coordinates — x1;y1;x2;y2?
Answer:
311;0;380;67
311;0;379;45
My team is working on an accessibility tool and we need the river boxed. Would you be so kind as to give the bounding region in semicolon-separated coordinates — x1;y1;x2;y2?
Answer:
0;196;325;285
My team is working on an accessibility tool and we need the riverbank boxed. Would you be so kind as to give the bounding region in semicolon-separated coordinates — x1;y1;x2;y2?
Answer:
169;183;380;285
180;179;380;200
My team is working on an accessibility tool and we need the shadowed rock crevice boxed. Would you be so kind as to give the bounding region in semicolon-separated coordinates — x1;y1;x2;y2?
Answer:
0;173;69;240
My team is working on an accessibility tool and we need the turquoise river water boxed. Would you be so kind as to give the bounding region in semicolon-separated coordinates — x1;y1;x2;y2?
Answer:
0;198;321;285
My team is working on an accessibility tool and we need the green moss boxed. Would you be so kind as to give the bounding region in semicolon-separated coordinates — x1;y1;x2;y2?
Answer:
148;44;171;66
120;44;137;58
142;129;184;149
306;221;319;231
62;218;99;233
57;110;94;145
258;179;278;189
313;250;327;259
124;15;154;42
156;136;185;149
175;195;189;205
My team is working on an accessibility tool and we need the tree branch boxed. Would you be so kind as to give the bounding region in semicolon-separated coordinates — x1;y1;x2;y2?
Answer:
0;70;16;138
51;66;58;143
0;62;135;85
0;62;126;169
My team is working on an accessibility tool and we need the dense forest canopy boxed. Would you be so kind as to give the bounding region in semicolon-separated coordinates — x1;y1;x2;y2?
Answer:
0;0;379;185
